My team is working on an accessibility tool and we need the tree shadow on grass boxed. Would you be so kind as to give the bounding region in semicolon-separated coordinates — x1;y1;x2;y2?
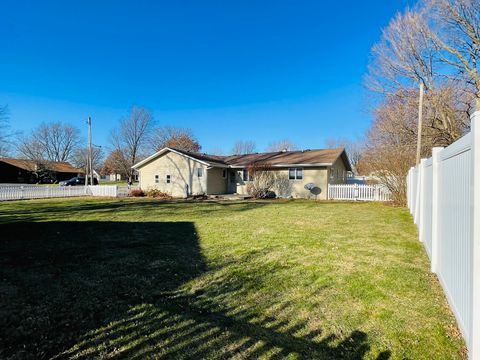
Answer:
0;220;390;359
0;199;270;224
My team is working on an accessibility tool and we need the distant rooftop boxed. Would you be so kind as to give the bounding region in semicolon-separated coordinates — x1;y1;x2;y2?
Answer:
0;158;83;173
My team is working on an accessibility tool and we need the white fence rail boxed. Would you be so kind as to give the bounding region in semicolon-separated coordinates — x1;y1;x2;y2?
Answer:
328;184;391;201
88;185;118;197
407;111;480;359
0;185;120;201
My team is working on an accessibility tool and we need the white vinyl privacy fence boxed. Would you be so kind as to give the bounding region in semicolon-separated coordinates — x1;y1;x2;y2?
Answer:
328;184;391;201
407;111;480;359
0;185;119;201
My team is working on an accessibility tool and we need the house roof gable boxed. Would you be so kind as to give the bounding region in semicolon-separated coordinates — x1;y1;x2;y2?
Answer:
131;147;227;169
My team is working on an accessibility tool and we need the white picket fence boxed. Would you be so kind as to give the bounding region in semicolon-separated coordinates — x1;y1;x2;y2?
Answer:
0;185;119;201
407;110;480;359
328;184;391;201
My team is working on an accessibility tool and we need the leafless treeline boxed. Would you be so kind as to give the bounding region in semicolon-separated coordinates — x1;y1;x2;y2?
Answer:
362;0;480;204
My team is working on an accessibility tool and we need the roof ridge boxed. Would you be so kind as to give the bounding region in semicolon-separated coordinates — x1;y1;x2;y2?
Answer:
215;147;338;158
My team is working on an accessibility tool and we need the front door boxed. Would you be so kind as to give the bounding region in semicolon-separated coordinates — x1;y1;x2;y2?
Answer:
227;170;237;194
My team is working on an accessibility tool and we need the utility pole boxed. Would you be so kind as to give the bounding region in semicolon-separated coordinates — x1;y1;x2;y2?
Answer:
416;82;424;165
85;117;89;186
87;116;94;186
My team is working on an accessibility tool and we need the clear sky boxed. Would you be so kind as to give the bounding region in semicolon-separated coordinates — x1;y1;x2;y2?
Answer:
1;0;412;154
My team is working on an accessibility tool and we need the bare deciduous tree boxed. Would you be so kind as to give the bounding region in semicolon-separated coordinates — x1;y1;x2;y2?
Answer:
266;139;297;152
360;88;469;204
231;140;256;155
365;9;437;95
325;137;365;174
366;1;480;110
363;1;479;204
18;122;81;162
359;95;418;204
0;105;12;156
71;146;104;173
101;150;129;179
150;126;201;152
110;106;154;181
425;0;480;107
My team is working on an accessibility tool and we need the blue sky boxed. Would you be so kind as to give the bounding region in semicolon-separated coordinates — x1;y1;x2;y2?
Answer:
1;0;411;154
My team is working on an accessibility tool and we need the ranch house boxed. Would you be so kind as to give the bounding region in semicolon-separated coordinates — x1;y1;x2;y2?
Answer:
132;147;352;199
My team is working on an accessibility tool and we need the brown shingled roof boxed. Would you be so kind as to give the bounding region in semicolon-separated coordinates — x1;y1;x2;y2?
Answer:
0;158;83;173
168;148;228;166
171;148;352;171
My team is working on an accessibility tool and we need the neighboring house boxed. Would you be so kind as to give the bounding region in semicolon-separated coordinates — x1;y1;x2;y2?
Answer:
99;173;123;182
132;147;352;199
0;158;83;184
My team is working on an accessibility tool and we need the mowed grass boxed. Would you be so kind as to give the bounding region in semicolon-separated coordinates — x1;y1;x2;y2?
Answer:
0;198;465;359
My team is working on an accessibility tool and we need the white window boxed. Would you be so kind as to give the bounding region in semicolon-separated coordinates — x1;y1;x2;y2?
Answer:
155;175;159;183
289;168;295;180
296;168;303;180
197;168;203;177
166;175;171;183
289;168;303;180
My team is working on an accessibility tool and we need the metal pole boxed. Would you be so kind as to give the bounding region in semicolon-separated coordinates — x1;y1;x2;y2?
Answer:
416;82;424;165
88;116;94;186
84;117;88;186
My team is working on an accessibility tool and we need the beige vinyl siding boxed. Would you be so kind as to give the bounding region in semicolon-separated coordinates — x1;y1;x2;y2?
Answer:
207;167;228;194
328;157;348;185
137;151;208;198
236;167;329;200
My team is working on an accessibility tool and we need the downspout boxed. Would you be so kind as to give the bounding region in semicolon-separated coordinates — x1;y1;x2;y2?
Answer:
205;166;208;195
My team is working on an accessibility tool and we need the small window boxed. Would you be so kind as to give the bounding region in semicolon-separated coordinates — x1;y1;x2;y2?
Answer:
197;168;203;177
230;171;236;183
222;169;227;178
155;175;159;183
296;168;303;180
289;168;303;180
166;175;171;183
289;168;296;180
243;169;253;182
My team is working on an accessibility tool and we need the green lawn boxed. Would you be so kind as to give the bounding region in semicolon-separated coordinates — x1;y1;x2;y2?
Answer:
0;198;465;359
